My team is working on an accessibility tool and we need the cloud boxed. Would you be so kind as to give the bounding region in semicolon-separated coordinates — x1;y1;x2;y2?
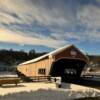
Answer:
0;28;67;48
0;0;100;49
50;32;80;41
0;0;76;26
77;4;100;29
1;0;100;29
83;30;100;42
0;12;21;24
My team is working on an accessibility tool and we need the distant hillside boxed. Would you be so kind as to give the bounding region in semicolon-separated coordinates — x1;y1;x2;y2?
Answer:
0;49;47;65
88;55;100;64
85;55;100;73
0;49;47;72
0;61;16;72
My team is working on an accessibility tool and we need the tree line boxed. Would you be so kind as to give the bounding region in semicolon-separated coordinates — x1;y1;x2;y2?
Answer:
0;49;47;66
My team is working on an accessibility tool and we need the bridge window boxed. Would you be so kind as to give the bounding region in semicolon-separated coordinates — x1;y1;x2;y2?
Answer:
38;68;46;75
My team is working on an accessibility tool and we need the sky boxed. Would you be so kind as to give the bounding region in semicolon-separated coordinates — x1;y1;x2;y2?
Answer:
0;0;100;55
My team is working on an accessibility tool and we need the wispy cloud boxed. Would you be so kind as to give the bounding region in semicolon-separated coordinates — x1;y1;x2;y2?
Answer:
50;32;80;41
0;0;76;26
0;0;100;49
0;28;67;48
77;4;100;29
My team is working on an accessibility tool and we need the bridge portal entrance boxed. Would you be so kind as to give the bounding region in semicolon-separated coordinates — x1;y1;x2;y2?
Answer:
50;58;86;82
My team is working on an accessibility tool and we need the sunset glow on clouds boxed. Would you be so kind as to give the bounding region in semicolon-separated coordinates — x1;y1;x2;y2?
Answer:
0;0;100;54
0;29;66;48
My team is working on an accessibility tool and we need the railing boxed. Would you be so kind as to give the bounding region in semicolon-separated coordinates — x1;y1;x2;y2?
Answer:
29;76;51;82
0;77;20;86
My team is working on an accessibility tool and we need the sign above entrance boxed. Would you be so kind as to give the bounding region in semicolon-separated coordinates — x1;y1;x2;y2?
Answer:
70;50;77;57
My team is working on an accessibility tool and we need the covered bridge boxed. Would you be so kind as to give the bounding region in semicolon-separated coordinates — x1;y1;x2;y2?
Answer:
16;44;89;82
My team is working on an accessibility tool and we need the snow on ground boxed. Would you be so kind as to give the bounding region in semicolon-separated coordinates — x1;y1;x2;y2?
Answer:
0;72;18;77
0;82;100;100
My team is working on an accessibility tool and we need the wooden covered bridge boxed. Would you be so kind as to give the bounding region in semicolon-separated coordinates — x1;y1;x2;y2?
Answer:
16;44;89;82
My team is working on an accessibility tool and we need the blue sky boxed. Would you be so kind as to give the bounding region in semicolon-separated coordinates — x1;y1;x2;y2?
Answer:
0;0;100;55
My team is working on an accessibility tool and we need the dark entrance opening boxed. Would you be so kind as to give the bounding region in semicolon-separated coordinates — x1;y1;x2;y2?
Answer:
50;58;86;82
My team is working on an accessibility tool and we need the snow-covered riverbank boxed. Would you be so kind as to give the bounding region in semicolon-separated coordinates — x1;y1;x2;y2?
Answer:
0;82;100;100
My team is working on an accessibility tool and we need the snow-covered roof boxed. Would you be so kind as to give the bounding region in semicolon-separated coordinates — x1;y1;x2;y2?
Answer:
19;44;72;65
19;53;49;65
19;44;88;65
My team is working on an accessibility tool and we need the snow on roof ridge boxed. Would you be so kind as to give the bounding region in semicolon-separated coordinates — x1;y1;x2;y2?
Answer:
49;44;72;55
19;53;49;65
19;44;72;65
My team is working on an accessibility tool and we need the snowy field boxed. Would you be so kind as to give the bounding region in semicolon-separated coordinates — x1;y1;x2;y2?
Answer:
0;82;100;100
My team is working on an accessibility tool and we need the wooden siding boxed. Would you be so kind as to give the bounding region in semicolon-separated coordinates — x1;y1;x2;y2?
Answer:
54;45;88;63
17;58;53;77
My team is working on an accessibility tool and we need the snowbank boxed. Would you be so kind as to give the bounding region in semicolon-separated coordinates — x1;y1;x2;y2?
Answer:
0;82;100;100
